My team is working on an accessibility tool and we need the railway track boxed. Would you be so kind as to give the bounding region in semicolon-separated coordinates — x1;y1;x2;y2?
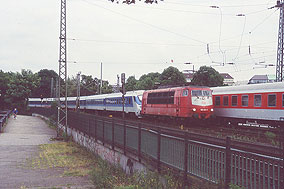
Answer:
98;112;282;147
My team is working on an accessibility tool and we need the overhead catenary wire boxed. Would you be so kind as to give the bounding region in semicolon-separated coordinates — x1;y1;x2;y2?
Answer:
81;0;207;44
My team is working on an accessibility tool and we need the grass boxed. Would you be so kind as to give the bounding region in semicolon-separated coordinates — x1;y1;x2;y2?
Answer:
27;141;96;177
25;140;227;188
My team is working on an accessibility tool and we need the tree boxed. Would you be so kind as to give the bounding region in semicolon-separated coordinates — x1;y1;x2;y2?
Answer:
31;69;58;98
101;81;113;94
135;72;161;90
5;70;39;109
191;66;223;87
80;75;99;96
159;66;186;86
0;70;10;108
125;76;137;91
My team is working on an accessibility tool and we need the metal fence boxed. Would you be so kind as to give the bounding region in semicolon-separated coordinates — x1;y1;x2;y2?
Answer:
31;108;283;189
0;110;12;132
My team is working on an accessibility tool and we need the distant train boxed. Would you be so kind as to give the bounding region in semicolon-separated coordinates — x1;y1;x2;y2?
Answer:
211;82;284;127
28;90;144;117
28;86;214;121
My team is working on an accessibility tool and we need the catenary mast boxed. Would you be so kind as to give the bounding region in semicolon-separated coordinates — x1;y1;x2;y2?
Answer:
57;0;68;135
276;0;284;81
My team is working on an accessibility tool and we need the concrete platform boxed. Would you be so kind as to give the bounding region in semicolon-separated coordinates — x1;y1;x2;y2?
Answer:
0;115;93;189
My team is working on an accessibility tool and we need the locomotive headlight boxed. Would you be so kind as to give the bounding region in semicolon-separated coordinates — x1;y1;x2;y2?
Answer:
210;108;214;112
192;108;196;112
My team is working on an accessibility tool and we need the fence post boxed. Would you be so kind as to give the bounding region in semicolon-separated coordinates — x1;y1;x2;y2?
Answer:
88;116;91;136
281;127;284;187
225;137;231;189
138;122;142;163
112;118;114;150
94;116;97;142
102;118;105;145
157;127;161;173
123;120;126;155
184;131;189;188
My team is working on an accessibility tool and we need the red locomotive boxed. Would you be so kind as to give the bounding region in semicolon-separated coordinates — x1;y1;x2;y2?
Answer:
141;86;214;119
211;82;284;127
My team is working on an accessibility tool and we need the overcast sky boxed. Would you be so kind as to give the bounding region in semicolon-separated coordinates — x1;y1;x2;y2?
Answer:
0;0;280;84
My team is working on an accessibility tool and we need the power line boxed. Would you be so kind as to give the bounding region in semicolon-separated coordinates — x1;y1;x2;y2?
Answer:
80;0;207;44
67;38;204;46
164;1;269;8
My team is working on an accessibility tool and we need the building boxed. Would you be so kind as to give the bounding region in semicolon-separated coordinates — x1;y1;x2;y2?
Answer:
248;75;276;84
183;72;194;83
220;73;234;86
183;72;234;85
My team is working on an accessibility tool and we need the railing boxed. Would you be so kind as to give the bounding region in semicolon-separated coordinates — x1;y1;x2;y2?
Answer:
31;107;284;189
0;110;12;132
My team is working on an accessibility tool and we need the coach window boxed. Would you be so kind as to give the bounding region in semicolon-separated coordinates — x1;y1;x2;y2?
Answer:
254;94;262;107
183;90;188;96
282;94;284;107
268;94;276;107
232;95;238;106
242;95;248;107
215;96;220;106
223;96;228;106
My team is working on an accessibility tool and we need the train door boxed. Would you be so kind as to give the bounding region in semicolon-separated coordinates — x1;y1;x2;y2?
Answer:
175;89;181;117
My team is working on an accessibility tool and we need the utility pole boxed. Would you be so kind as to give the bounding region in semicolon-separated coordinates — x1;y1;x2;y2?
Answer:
276;0;284;81
117;74;120;93
121;73;126;119
50;78;54;98
100;62;103;94
58;0;68;136
76;72;81;111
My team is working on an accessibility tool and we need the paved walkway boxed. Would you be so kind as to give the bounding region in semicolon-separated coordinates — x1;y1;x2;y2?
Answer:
0;115;93;189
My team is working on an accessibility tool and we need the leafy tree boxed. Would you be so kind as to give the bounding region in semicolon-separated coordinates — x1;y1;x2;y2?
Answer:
191;66;223;87
125;76;138;91
66;77;78;97
101;81;113;94
159;66;186;86
80;75;99;96
31;69;58;98
135;72;161;90
5;70;39;109
0;70;10;108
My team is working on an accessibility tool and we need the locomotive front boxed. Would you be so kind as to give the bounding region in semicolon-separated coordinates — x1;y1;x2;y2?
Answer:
190;88;214;119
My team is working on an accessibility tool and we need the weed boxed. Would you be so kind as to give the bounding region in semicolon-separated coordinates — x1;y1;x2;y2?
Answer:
229;183;245;189
26;141;96;177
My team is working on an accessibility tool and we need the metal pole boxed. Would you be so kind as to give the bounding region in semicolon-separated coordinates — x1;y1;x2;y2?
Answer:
100;62;103;94
76;72;81;111
58;0;68;137
183;132;189;188
157;128;161;173
50;78;54;98
225;137;232;189
276;1;284;81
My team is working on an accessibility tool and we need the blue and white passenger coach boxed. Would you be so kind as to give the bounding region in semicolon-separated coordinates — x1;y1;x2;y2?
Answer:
82;90;144;117
28;90;144;117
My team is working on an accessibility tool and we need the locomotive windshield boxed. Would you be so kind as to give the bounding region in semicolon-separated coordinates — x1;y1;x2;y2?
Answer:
191;90;213;106
192;90;212;97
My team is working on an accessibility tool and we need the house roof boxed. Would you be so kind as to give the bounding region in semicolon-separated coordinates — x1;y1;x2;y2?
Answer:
250;75;268;80
220;73;233;79
183;72;194;79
